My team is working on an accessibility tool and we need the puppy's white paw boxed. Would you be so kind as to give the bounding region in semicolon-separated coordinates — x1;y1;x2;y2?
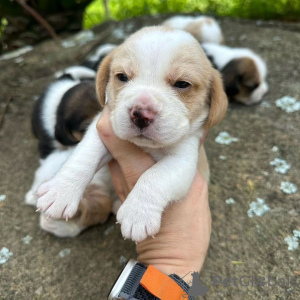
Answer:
36;177;82;220
116;196;162;242
39;214;85;237
25;189;37;206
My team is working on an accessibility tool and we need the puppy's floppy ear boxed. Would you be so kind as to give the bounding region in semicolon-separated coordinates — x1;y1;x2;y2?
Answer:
204;69;228;130
54;121;78;146
96;51;114;107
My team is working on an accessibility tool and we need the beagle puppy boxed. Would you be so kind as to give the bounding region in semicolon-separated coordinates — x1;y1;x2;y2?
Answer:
31;73;100;158
36;26;228;242
162;15;224;44
27;67;116;237
202;43;268;105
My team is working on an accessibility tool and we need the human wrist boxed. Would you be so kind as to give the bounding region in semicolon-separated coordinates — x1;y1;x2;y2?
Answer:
136;257;199;286
108;259;193;300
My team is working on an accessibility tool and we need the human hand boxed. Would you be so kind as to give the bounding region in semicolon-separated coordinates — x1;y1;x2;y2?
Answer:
97;107;211;283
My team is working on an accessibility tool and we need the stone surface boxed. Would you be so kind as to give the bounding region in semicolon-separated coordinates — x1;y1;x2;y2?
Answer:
0;15;299;299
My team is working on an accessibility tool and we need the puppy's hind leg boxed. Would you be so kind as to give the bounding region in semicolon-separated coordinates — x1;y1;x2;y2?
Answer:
78;166;114;227
25;149;73;206
39;214;85;238
39;189;112;238
39;167;113;237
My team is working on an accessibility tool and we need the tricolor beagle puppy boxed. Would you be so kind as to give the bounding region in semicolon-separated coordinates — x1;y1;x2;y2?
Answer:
202;43;268;105
31;72;99;158
36;27;228;242
26;67;116;237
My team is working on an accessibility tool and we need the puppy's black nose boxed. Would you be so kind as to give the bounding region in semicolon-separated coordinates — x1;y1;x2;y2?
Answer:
130;106;155;129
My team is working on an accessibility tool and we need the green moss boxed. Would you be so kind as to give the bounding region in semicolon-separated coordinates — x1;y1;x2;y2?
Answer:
83;0;300;29
0;18;8;38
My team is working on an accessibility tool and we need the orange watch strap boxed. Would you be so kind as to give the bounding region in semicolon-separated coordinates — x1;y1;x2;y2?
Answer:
140;265;186;300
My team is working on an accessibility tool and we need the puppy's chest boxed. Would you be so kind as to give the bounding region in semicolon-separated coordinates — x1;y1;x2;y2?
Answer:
142;133;202;162
141;141;190;162
142;148;168;162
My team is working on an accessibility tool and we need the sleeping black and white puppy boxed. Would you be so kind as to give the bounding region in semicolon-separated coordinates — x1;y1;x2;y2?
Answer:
32;43;118;158
31;72;100;158
35;26;228;242
26;67;116;237
202;43;268;105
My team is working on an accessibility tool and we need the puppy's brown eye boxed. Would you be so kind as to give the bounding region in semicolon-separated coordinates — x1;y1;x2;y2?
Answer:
174;81;190;89
117;73;129;82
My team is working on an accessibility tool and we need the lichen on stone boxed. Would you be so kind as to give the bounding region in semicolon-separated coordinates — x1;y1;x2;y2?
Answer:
0;247;13;264
22;235;33;245
215;132;239;145
225;198;235;204
280;182;297;194
285;236;299;251
59;248;71;258
270;158;290;174
275;96;300;113
247;198;270;218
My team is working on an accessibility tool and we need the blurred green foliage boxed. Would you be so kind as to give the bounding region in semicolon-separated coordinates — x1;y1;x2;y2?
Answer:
83;0;300;29
0;18;8;38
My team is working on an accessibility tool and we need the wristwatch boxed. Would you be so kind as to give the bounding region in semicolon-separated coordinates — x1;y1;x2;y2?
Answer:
108;259;192;300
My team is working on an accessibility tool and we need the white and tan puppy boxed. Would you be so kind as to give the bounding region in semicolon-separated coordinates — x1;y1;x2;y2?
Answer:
163;15;224;44
36;27;227;242
202;43;268;105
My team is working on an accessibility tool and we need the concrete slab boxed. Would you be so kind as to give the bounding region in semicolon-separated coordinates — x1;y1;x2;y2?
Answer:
0;16;299;299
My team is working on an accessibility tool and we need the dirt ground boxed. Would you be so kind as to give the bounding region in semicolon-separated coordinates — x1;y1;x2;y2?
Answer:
0;15;299;300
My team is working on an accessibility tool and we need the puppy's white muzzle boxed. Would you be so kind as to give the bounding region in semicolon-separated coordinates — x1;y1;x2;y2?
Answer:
111;85;189;148
248;81;269;105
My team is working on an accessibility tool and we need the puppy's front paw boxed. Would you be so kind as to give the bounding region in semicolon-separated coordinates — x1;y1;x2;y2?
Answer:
117;197;162;242
36;177;82;220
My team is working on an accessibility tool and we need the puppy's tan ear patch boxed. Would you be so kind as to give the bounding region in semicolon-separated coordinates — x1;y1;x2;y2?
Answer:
96;51;114;107
78;184;112;226
204;69;228;130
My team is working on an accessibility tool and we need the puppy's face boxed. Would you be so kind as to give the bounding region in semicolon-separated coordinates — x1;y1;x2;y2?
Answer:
222;57;268;105
97;27;227;148
55;81;101;146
